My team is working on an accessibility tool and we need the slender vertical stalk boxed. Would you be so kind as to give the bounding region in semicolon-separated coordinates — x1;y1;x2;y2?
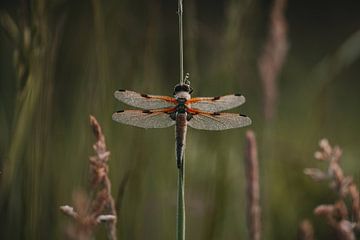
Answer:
244;130;261;240
177;162;185;240
178;0;184;84
177;0;186;240
258;0;288;121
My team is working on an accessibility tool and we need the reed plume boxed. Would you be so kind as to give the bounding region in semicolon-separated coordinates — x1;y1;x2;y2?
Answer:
60;116;117;240
258;0;288;121
304;139;360;240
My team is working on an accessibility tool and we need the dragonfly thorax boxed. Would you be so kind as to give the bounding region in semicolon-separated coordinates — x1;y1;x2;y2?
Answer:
175;91;191;100
176;98;187;114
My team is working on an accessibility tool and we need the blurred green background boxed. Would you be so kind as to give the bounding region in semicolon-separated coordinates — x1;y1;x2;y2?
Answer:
1;0;360;239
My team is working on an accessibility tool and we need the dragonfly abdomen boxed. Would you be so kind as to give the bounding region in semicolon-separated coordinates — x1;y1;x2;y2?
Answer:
175;113;187;168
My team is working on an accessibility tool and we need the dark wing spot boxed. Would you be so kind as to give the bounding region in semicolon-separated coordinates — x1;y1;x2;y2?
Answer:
234;93;243;96
212;112;221;116
116;110;124;113
240;114;247;117
118;89;126;92
142;110;152;114
212;96;221;101
140;93;150;98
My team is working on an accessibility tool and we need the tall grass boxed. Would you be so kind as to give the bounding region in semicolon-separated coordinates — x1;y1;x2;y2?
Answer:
0;1;64;238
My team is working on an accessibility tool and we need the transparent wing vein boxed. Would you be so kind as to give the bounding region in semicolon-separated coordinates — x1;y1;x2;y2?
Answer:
114;90;176;109
187;112;251;130
112;110;175;129
189;94;245;112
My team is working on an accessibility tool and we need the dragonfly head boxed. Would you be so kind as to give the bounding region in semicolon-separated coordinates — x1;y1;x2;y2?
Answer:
173;83;193;100
174;73;193;99
173;83;193;95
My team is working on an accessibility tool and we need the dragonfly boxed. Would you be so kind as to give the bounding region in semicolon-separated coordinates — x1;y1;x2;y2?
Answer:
112;82;251;168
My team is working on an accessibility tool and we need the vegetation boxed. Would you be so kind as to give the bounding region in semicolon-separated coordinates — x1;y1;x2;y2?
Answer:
1;0;360;239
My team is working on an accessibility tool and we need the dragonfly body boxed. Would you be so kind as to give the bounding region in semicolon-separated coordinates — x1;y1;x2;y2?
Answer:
175;111;187;168
173;89;191;168
112;83;251;168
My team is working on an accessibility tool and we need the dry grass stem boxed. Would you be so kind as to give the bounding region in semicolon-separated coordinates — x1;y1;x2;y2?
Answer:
258;0;288;121
244;130;261;240
60;116;117;240
304;138;360;239
297;220;315;240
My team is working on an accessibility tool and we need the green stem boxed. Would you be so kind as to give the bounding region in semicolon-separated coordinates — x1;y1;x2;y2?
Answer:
177;159;185;240
177;1;186;239
178;0;184;84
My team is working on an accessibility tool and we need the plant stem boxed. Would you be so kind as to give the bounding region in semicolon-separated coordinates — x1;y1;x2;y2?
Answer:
177;159;185;240
177;1;185;239
244;131;261;240
178;0;184;84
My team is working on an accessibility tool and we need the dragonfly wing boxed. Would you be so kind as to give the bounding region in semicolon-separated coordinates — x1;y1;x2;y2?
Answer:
114;90;176;109
187;112;251;130
112;109;175;129
188;94;245;112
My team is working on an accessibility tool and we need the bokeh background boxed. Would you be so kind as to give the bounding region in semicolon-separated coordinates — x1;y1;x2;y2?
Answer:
1;0;360;239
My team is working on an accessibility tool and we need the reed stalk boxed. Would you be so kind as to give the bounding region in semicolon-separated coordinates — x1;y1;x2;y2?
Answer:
244;130;261;240
258;0;288;122
177;161;185;240
177;1;185;239
178;0;184;85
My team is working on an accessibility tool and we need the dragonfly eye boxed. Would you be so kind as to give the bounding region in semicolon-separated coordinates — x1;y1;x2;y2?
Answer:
174;84;182;94
174;84;192;94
